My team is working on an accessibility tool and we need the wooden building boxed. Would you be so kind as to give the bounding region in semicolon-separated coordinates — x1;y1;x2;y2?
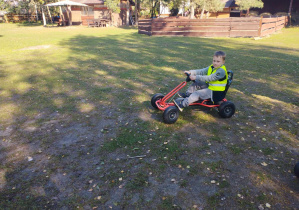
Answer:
69;0;135;26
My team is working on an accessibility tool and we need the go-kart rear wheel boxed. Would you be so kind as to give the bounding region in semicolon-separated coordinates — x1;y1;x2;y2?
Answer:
163;106;179;124
218;101;235;118
151;93;164;109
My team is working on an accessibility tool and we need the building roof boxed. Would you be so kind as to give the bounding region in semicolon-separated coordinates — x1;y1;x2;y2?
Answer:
222;0;238;8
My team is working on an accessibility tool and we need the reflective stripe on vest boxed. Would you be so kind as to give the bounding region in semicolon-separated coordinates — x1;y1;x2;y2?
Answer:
207;64;227;91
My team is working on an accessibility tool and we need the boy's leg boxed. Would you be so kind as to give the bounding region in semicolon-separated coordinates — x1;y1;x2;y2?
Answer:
182;88;212;107
186;81;208;95
179;81;208;98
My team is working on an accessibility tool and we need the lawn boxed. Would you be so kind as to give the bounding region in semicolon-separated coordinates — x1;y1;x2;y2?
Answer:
0;23;298;209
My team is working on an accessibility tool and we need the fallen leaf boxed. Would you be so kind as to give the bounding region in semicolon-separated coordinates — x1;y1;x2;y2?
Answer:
237;194;244;199
261;162;268;166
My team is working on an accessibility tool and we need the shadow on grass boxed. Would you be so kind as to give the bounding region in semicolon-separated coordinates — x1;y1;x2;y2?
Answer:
0;28;298;208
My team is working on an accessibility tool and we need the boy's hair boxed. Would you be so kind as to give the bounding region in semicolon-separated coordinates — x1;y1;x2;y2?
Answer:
214;51;226;61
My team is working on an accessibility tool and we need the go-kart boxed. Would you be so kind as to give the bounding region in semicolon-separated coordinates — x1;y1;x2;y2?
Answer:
151;71;236;124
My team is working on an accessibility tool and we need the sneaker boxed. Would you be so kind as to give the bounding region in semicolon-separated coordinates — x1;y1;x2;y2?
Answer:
173;99;185;112
178;92;190;98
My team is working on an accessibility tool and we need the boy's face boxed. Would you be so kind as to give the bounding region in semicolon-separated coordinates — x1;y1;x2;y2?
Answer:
213;56;225;68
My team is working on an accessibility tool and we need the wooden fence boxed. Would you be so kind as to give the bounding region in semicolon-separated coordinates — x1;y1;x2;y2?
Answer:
138;16;289;37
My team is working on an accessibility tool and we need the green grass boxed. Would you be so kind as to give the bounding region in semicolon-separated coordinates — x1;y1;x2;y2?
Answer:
0;23;298;209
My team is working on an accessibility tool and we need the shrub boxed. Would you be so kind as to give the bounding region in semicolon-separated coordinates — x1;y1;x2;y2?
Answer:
260;12;272;17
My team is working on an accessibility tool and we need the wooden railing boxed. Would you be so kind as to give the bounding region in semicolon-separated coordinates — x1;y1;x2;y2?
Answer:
138;16;289;37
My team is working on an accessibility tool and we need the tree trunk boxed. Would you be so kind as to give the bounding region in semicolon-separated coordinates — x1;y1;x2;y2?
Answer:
35;4;38;21
59;6;65;26
190;4;194;19
4;14;8;23
47;6;52;24
68;6;72;26
288;0;294;25
200;7;205;19
289;0;294;14
126;1;129;25
206;11;209;19
135;0;138;25
42;7;46;26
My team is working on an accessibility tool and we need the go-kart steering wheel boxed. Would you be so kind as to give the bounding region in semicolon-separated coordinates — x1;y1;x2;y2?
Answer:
185;73;194;82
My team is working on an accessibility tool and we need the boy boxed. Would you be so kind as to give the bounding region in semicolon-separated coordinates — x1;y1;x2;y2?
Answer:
174;51;228;111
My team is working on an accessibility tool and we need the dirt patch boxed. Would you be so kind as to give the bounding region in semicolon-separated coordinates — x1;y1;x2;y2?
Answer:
0;102;298;209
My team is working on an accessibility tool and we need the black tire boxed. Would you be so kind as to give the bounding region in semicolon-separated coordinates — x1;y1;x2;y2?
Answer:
294;162;299;178
151;93;164;109
218;101;235;118
163;106;179;124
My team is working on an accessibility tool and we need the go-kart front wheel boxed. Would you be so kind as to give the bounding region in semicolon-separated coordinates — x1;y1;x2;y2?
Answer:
151;93;164;109
218;101;235;118
163;106;179;124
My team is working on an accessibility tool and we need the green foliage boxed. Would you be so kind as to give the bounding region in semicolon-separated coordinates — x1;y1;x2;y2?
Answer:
105;0;120;13
163;0;183;10
0;0;9;11
237;0;264;11
2;0;49;15
194;0;224;12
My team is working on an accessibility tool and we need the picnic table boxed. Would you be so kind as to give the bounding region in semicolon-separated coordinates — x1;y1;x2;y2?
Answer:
87;18;109;27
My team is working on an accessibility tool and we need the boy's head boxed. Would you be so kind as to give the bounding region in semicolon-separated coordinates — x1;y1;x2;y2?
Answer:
213;51;226;68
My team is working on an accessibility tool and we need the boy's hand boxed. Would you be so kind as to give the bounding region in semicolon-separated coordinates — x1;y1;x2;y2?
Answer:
184;71;195;81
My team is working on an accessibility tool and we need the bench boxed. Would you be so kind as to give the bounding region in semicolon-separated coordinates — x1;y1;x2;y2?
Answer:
87;19;110;27
87;19;100;27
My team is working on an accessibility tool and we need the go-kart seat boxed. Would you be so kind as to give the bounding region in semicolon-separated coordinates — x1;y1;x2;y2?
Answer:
212;70;233;103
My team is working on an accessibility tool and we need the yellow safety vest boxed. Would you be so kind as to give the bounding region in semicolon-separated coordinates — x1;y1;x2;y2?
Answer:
207;64;228;91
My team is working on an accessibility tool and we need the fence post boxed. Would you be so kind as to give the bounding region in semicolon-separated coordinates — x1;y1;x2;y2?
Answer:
150;18;153;36
229;17;232;37
258;16;263;37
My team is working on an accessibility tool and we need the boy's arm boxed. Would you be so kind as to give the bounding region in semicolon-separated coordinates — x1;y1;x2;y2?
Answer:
196;68;226;82
189;67;209;76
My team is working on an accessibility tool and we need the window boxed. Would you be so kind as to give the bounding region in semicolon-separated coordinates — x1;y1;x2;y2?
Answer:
81;6;94;16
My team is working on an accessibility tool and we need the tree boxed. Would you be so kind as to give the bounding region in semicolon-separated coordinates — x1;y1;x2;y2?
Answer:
191;0;224;19
0;0;8;11
105;0;120;25
237;0;263;16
